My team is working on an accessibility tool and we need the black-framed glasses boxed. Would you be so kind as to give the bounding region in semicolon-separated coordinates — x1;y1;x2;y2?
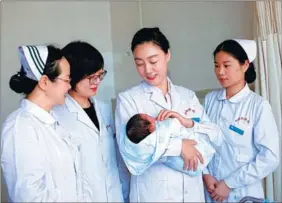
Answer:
87;70;107;85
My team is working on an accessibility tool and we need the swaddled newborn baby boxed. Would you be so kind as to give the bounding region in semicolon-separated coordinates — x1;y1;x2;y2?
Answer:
126;112;216;176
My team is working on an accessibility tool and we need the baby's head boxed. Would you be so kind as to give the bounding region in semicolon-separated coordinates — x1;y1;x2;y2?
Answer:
126;113;156;144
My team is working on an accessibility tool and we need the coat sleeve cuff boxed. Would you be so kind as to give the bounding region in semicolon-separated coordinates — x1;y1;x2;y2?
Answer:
164;138;182;156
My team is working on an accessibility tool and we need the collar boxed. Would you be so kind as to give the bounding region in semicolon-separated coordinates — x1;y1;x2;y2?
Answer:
217;83;251;103
64;94;96;112
21;99;57;125
65;94;83;113
141;77;173;95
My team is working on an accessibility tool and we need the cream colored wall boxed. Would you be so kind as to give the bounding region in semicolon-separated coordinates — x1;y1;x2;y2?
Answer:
111;1;255;95
0;1;115;125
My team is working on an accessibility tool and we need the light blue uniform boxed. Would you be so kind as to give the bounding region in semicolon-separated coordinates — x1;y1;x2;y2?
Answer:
115;78;223;202
125;117;216;176
203;84;280;202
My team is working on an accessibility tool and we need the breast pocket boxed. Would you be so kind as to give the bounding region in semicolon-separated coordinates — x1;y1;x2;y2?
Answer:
228;123;253;148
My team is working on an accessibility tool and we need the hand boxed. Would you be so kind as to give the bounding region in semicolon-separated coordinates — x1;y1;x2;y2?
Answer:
203;174;218;194
156;110;194;128
211;180;231;202
156;109;181;121
181;139;204;171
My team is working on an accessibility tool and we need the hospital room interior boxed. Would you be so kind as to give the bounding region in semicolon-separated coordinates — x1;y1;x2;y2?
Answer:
0;0;281;202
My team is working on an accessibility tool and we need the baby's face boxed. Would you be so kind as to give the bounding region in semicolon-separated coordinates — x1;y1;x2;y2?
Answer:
139;114;156;133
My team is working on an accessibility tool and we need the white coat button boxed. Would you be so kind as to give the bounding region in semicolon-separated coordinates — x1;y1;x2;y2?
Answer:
184;190;188;195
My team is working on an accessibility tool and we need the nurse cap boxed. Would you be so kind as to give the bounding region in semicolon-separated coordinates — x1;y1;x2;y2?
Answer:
18;45;48;81
233;39;257;62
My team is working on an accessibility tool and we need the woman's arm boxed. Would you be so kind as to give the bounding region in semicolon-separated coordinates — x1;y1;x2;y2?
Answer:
115;92;204;175
1;119;62;202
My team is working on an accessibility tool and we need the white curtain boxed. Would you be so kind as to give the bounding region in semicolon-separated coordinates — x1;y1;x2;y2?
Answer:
254;1;282;202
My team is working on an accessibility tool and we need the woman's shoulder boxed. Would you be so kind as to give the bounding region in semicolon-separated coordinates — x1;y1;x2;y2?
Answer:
245;91;276;126
3;106;34;127
172;84;197;98
117;83;145;99
93;98;112;112
2;107;36;141
203;88;266;106
247;90;265;103
205;89;222;100
246;90;269;111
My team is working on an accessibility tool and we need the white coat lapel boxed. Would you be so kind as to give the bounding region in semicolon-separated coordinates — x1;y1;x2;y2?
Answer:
65;94;99;133
90;97;103;134
150;91;168;109
141;81;168;109
170;82;181;111
77;111;99;133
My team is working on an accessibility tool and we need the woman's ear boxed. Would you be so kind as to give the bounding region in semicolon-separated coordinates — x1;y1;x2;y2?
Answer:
166;50;171;62
37;75;50;91
243;60;250;73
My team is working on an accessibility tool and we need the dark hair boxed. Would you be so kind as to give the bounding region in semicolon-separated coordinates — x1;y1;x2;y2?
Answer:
62;41;104;89
213;39;256;84
131;27;170;54
126;114;151;144
9;45;63;95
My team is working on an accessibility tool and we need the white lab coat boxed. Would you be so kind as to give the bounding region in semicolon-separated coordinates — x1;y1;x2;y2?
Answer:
203;84;280;202
1;99;79;202
115;78;223;202
53;94;126;202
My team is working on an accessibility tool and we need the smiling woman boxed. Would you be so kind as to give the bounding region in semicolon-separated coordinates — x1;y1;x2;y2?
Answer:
115;27;222;202
10;45;71;103
1;45;80;202
131;28;170;90
52;41;126;202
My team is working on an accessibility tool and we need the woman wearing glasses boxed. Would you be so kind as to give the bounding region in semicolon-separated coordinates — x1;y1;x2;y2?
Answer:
1;45;79;201
53;41;126;202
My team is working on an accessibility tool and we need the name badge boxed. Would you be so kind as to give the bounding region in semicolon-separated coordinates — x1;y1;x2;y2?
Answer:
229;125;244;135
192;117;200;123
